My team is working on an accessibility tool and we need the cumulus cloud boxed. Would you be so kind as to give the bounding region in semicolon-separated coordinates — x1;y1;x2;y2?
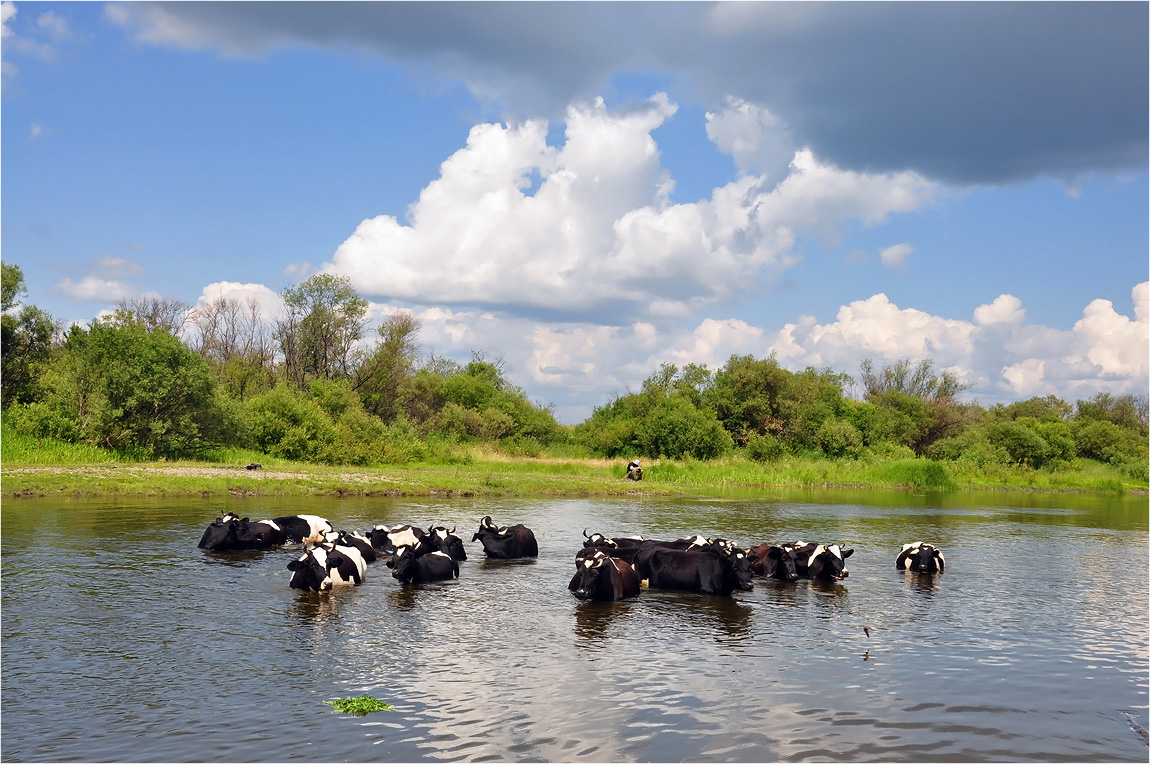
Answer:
192;281;285;321
879;243;913;269
326;96;936;324
55;276;137;303
103;1;1147;184
705;97;794;184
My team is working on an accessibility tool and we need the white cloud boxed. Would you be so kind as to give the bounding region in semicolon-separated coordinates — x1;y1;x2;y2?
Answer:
193;281;285;321
879;242;913;269
705;97;795;184
326;96;937;324
973;294;1025;326
94;255;145;279
55;276;137;303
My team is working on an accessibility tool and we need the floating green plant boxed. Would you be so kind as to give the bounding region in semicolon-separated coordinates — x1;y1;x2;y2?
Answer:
323;695;395;716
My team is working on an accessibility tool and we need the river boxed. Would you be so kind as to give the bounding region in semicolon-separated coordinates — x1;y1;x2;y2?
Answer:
2;490;1147;762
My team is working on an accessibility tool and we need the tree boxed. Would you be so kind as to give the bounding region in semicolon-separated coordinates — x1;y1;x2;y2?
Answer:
277;274;368;387
189;295;277;400
13;320;229;457
858;358;976;454
355;311;421;422
114;296;191;336
1;262;59;407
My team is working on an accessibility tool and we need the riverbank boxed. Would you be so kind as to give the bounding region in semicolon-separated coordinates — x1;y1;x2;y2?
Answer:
3;450;1145;499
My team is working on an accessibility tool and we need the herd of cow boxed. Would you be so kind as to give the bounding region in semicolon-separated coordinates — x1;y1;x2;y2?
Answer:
196;511;946;598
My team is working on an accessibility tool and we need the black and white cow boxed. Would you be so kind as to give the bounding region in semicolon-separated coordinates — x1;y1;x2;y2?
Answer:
896;542;945;574
747;543;799;581
287;540;368;591
323;530;378;564
390;545;459;584
367;523;426;554
631;543;754;596
423;525;467;561
471;516;539;558
197;513;332;551
786;541;853;580
568;548;641;601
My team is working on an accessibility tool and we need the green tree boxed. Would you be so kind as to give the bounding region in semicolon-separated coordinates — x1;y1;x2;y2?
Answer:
13;321;228;457
277;274;368;387
1;263;59;407
355;311;420;422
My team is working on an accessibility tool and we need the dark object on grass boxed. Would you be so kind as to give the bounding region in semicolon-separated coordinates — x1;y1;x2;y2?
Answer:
626;459;642;481
245;462;262;470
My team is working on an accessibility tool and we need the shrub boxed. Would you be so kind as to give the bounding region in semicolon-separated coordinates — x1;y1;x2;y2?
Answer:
815;419;863;458
988;421;1051;469
745;432;786;463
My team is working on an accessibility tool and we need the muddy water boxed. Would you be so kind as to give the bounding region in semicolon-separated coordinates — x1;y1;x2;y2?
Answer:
2;491;1146;762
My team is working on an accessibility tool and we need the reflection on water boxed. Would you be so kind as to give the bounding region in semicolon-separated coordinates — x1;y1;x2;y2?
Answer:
1;493;1147;763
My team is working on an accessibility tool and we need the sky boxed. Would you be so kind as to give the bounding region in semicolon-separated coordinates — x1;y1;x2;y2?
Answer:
2;1;1147;424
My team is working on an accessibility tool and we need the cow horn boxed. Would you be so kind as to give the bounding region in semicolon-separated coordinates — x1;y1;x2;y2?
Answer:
583;528;592;539
449;525;456;534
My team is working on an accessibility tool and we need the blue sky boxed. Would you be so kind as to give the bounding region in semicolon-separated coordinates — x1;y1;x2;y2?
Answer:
2;1;1147;423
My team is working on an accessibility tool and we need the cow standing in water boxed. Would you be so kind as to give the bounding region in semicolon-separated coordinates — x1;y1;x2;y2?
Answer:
747;543;800;581
568;548;641;601
472;516;538;558
198;513;332;551
786;542;854;580
390;544;459;585
287;540;368;591
896;542;945;573
632;543;754;596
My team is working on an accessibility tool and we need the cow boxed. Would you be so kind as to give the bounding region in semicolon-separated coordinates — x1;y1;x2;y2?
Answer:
471;516;538;559
786;542;853;580
747;543;799;581
390;545;459;584
323;530;378;564
423;525;467;561
626;459;643;481
197;513;331;551
287;540;368;591
896;542;945;574
568;548;641;601
631;543;754;596
367;523;426;554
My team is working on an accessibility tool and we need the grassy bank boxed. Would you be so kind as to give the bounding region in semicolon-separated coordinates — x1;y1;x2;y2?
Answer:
2;421;1144;498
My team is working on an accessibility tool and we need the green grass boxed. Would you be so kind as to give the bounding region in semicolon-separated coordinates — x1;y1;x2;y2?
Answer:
2;415;1144;498
323;696;395;716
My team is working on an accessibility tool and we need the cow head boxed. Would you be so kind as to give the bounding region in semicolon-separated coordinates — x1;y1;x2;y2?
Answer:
288;545;333;591
582;529;619;549
198;515;242;550
472;515;498;542
425;525;466;561
806;544;853;580
897;542;944;574
711;544;754;591
570;549;613;600
389;544;419;581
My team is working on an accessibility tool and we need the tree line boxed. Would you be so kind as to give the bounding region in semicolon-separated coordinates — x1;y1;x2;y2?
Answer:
2;262;1147;482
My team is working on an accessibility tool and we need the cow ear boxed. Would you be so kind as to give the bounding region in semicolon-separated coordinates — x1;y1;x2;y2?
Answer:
287;560;303;571
842;548;854;558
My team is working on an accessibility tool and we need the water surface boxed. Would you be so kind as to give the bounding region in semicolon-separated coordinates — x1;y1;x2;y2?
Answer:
2;490;1146;762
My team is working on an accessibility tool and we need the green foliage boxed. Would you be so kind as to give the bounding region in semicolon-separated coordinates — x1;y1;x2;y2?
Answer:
278;273;368;387
1;261;58;407
815;419;864;458
702;354;790;443
15;321;228;458
745;432;786;463
867;458;956;490
323;696;395;715
637;396;732;460
988;420;1052;469
248;384;336;461
989;394;1073;422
